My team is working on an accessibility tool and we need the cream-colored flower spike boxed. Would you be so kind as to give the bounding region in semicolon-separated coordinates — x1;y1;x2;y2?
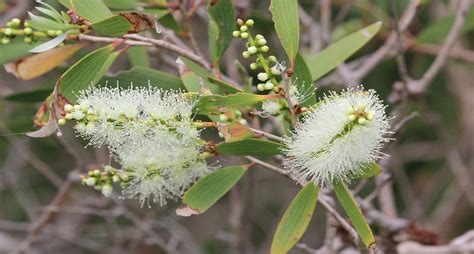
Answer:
283;88;391;186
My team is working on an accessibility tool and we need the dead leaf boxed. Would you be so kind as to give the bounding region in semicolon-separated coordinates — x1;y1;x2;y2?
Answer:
217;123;254;142
4;44;84;80
176;206;200;217
119;12;156;34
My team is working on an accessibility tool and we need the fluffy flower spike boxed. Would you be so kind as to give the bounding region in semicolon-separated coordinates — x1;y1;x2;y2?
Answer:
283;87;391;186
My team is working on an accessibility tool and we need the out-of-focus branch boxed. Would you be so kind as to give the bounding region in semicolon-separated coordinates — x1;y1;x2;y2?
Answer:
408;0;472;94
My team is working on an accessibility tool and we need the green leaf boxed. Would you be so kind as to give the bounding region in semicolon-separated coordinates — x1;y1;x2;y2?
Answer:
59;45;120;102
99;66;185;91
91;15;133;36
271;183;319;254
195;92;281;115
183;166;247;213
353;162;382;180
306;21;382;81
127;46;150;68
3;88;53;103
207;0;236;64
417;7;474;44
103;0;138;9
292;53;315;106
216;138;283;156
208;77;242;94
60;0;113;23
0;38;43;65
333;181;375;248
179;57;222;94
269;0;300;66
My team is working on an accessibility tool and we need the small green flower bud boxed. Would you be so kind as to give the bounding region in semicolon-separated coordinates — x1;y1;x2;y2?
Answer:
4;28;13;36
46;30;56;37
2;37;10;44
264;82;274;90
257;39;267;46
260;45;269;52
257;72;269;81
58;118;66;125
358;117;367;125
24;37;32;43
219;114;229;122
232;31;241;37
24;21;31;28
112;175;120;182
245;19;254;26
240;25;248;32
235;110;242;117
270;66;281;75
6;22;11;27
105;165;116;174
237;18;244;26
268;55;277;62
101;185;113;197
93;169;101;177
239;119;248;125
23;27;33;35
255;34;264;40
64;104;74;112
348;114;357;121
248;46;257;54
366;111;374;121
55;30;63;36
242;51;250;58
85;177;96;186
119;173;129;182
10;18;21;27
240;32;249;39
250;62;258;70
257;83;265;91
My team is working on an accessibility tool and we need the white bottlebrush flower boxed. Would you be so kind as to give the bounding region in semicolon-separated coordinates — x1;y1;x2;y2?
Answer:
283;88;391;186
65;86;196;150
118;136;210;207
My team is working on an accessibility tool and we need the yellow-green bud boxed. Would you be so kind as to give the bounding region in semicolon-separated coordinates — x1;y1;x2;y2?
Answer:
248;46;257;54
239;119;248;125
85;177;96;186
245;19;254;26
10;18;21;27
255;34;264;40
260;45;269;52
232;31;241;37
240;25;248;32
268;55;277;62
240;32;249;39
250;63;258;70
4;28;13;36
257;39;267;46
101;185;113;197
257;83;265;91
24;37;32;43
64;104;74;112
2;37;10;44
58;118;66;125
358;117;367;125
242;51;250;58
24;21;31;28
270;66;281;75
23;27;33;35
46;30;56;37
219;114;229;122
348;114;357;121
264;82;274;90
55;30;63;36
257;72;269;81
366;111;374;121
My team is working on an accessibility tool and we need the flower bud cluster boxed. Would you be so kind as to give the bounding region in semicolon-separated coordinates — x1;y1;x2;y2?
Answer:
232;18;281;92
0;17;65;45
218;110;247;125
81;166;130;197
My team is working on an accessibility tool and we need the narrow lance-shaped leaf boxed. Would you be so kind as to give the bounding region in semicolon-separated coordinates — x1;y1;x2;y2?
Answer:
216;138;284;156
352;162;382;180
269;0;300;67
58;44;121;102
333;181;375;248
60;0;113;22
91;12;157;36
306;21;382;81
271;183;320;254
127;46;150;68
182;166;248;214
207;0;236;64
195;92;282;115
291;53;316;106
99;66;185;91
